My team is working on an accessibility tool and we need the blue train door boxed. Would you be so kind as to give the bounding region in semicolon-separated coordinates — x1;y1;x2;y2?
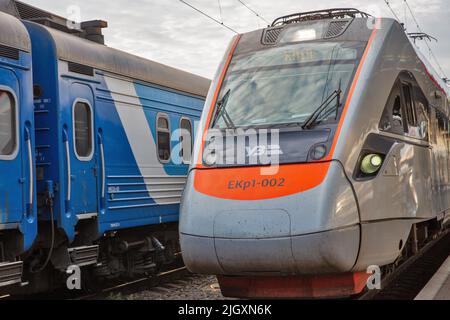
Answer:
68;84;98;218
0;84;23;225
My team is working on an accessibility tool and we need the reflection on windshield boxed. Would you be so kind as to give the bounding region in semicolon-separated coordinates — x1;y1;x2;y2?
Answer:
212;41;365;129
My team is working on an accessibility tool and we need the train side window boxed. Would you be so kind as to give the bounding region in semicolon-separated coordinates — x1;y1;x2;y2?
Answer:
157;114;171;162
0;90;17;157
437;112;446;139
402;83;416;127
73;101;93;159
413;86;430;140
380;82;406;135
180;118;193;164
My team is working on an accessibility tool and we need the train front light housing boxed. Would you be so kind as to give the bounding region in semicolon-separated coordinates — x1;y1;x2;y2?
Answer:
204;151;217;166
310;144;327;161
360;154;383;175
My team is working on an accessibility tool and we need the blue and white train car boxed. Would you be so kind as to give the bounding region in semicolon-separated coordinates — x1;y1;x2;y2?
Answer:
23;21;209;284
0;11;37;288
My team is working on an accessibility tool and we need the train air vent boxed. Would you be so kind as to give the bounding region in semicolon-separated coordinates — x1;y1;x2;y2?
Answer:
68;62;94;76
15;1;52;20
262;27;284;45
324;20;351;39
0;44;19;60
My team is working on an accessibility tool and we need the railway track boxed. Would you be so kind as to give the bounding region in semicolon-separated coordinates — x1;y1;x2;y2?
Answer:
1;255;193;300
74;266;191;300
359;230;450;300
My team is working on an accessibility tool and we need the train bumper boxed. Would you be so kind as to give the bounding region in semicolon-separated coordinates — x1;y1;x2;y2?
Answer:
217;272;369;298
181;225;360;275
180;161;361;276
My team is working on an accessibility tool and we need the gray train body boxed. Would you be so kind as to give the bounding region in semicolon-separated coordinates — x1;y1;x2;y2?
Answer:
179;14;450;297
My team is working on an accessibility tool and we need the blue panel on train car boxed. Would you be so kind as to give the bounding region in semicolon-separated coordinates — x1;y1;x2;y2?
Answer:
64;82;98;220
23;21;78;241
0;68;23;225
93;75;204;234
24;17;209;258
0;14;37;255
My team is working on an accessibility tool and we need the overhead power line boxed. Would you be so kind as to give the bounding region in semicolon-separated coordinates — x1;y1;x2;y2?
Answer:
237;0;270;25
382;0;448;80
383;0;402;22
402;0;447;79
179;0;238;34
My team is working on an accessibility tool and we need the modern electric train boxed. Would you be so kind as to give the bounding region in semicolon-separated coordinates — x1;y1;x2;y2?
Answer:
0;0;209;293
179;8;450;298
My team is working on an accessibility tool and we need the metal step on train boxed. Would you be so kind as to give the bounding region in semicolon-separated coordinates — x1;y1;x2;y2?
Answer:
52;245;100;271
0;261;23;288
68;245;99;267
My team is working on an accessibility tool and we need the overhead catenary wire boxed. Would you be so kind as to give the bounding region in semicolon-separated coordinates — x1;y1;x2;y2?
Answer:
236;0;270;25
383;0;402;22
178;0;238;34
382;0;448;80
402;0;447;79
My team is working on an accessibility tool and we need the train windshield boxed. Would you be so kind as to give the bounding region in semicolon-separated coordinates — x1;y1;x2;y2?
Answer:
212;41;366;129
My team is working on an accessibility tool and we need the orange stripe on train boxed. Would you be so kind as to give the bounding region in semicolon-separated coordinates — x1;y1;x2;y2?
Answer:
194;162;331;200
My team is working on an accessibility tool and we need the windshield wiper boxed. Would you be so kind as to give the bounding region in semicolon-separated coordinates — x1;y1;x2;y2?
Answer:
210;89;235;129
266;122;303;129
302;84;342;130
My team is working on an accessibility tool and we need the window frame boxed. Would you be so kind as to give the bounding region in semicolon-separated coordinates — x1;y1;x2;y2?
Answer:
156;113;171;163
412;84;431;142
179;117;193;164
0;86;19;161
379;72;431;142
401;81;417;128
72;98;94;161
379;80;407;135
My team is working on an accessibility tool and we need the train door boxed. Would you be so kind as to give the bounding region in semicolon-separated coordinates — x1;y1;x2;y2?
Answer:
68;84;98;219
399;76;434;218
0;80;24;226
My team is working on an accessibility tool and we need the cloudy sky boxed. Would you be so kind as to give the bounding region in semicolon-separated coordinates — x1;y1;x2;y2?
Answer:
21;0;450;79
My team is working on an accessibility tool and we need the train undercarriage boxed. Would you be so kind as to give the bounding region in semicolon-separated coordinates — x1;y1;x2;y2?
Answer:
1;221;180;295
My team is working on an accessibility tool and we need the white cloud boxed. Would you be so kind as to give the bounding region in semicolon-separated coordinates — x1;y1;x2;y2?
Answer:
20;0;450;79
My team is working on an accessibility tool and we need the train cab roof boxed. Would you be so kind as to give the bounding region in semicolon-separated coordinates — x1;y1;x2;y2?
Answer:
27;21;211;97
0;10;30;52
235;10;382;56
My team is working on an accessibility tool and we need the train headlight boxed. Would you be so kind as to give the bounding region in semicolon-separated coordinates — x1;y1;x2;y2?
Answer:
310;144;327;161
204;151;217;166
360;154;383;174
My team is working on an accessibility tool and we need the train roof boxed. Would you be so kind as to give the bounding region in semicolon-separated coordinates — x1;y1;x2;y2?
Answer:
0;10;30;52
411;40;450;98
29;22;211;97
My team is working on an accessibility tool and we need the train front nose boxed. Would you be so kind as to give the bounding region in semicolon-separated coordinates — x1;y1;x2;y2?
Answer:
179;161;361;276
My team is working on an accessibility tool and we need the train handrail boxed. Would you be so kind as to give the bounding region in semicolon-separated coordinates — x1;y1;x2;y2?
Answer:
25;127;33;218
63;128;71;205
98;133;106;199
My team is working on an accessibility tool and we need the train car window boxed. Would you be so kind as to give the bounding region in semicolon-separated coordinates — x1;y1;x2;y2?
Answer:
157;114;171;162
413;86;430;141
74;101;93;159
402;83;417;127
436;111;447;145
380;83;406;135
180;118;192;164
0;90;17;156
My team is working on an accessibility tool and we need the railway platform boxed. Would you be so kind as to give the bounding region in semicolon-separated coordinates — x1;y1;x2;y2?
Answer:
415;255;450;300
